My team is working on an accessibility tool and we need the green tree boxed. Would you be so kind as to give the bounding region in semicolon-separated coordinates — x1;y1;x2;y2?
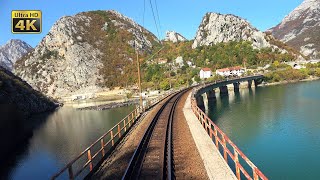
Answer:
194;76;201;83
160;79;170;90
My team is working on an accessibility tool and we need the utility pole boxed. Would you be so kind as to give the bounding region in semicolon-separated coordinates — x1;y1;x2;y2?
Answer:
136;49;143;110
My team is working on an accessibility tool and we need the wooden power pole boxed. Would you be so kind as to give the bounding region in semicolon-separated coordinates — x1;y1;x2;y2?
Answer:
136;50;143;109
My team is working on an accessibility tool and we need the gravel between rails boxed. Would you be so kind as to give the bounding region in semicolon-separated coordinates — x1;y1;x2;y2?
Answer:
90;95;172;180
91;90;209;179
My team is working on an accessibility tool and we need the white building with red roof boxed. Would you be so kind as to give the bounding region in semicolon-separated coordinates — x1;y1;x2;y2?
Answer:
200;68;212;79
216;66;245;77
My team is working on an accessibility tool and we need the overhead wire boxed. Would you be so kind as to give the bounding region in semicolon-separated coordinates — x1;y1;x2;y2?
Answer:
154;0;162;40
149;0;161;41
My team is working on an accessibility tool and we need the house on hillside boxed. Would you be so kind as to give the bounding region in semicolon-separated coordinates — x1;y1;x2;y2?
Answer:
200;68;212;79
157;58;168;64
293;64;303;69
216;66;245;77
187;60;196;68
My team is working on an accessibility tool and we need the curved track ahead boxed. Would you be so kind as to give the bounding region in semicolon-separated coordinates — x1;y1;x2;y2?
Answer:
122;89;187;180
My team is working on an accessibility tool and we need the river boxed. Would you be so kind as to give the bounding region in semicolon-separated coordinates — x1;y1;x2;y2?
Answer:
206;80;320;179
0;104;135;179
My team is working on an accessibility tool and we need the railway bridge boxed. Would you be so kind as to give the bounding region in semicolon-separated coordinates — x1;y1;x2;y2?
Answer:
51;75;267;180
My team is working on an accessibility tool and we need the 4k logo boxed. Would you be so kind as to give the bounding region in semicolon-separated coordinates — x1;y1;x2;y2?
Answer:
12;10;42;34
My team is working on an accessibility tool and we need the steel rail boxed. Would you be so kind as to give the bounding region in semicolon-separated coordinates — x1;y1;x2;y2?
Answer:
122;89;187;180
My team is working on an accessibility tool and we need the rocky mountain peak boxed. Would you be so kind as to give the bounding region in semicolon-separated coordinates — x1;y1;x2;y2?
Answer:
269;0;320;58
14;10;160;99
105;10;159;49
164;31;187;43
192;12;271;49
0;39;33;71
281;0;319;26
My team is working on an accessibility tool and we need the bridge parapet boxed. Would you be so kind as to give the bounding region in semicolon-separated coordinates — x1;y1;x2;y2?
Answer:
191;75;268;180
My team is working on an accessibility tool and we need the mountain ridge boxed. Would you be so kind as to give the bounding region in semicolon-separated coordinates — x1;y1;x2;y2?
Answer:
0;39;33;71
192;12;295;55
14;10;160;99
269;0;320;58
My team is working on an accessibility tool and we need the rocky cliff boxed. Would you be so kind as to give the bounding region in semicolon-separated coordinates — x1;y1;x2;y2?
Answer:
192;12;295;54
164;31;187;43
0;39;33;71
269;0;320;58
14;10;159;99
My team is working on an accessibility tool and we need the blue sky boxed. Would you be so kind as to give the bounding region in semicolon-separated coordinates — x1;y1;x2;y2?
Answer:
0;0;303;47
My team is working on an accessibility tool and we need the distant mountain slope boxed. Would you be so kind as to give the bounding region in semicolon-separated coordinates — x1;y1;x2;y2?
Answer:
14;10;160;99
0;66;58;116
164;31;187;43
193;13;271;49
0;39;33;71
269;0;320;58
192;12;301;58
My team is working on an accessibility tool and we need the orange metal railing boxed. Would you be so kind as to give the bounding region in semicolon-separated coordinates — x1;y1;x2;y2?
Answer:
51;90;176;179
191;87;268;180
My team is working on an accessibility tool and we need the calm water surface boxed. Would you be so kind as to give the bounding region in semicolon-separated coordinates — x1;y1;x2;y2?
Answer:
207;80;320;179
1;105;134;179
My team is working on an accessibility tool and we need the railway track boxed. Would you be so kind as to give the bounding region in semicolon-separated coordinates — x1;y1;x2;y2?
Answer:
122;89;187;180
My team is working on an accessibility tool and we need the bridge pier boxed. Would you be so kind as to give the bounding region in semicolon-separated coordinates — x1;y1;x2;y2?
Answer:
206;90;216;100
202;94;209;112
219;86;228;96
196;96;205;108
254;79;263;86
247;80;252;88
233;82;240;92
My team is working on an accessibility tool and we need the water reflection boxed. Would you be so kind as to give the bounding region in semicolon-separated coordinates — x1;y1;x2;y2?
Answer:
1;105;134;180
207;80;320;179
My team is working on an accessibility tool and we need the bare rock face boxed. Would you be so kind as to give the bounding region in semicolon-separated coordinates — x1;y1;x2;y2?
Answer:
269;0;320;58
0;39;33;71
192;13;272;49
14;10;159;99
164;31;187;43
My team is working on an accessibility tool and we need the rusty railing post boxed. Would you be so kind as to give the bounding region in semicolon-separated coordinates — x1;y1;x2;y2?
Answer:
68;165;74;180
234;150;241;180
253;168;259;180
131;111;134;123
101;139;105;157
110;131;114;146
87;149;93;171
209;124;213;139
222;135;228;161
135;108;138;119
214;128;218;148
128;116;131;127
118;124;121;138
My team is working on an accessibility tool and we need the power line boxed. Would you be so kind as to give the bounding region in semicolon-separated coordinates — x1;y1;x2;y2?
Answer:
143;0;146;28
154;0;162;39
149;0;161;41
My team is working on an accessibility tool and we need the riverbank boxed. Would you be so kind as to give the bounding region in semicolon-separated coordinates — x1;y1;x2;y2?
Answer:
261;76;320;87
77;99;138;110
